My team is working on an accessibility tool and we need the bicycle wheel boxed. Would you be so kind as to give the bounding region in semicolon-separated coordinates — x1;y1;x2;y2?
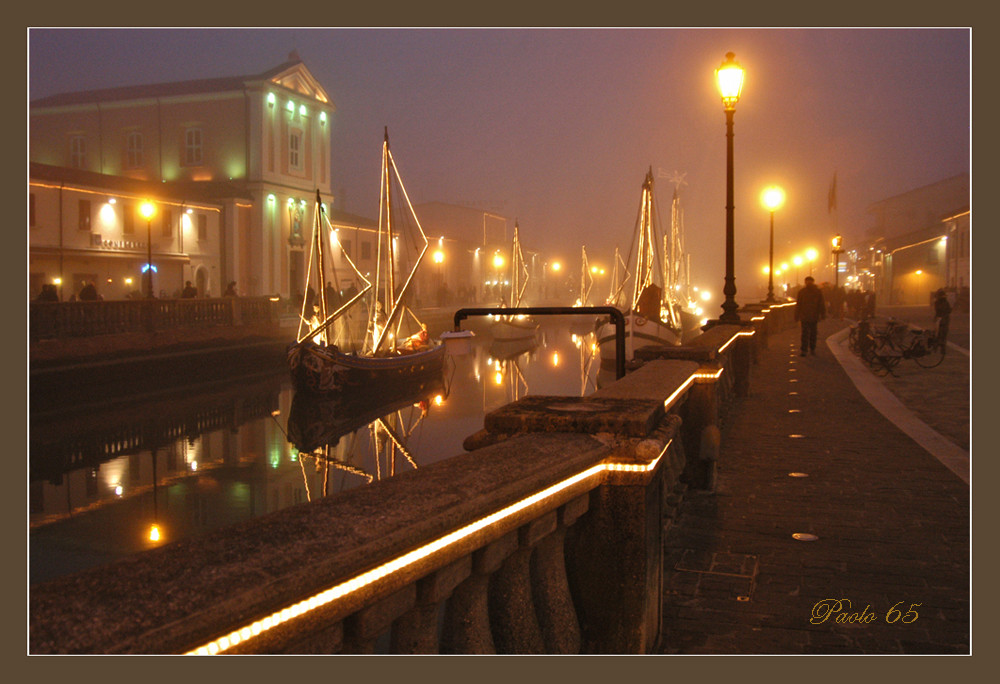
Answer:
914;338;946;368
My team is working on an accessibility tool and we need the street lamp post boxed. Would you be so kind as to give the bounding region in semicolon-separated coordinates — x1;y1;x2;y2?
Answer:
716;52;745;323
140;201;156;298
832;234;844;289
761;185;785;303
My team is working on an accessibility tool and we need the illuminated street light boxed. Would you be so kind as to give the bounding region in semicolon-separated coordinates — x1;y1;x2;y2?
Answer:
805;247;818;276
715;52;745;323
832;234;845;289
793;255;803;286
140;201;156;298
761;185;785;302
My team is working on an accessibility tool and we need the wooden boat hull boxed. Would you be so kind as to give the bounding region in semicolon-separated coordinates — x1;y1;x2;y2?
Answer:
490;316;539;341
287;340;446;395
595;312;680;370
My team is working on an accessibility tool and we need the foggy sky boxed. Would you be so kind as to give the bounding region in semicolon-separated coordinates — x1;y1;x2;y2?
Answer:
28;28;970;299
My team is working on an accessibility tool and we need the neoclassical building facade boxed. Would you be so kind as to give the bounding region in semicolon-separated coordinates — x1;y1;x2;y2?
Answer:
29;54;342;300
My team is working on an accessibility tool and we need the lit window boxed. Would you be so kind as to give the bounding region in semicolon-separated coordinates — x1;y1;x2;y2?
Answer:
70;135;86;168
185;128;203;166
127;132;143;168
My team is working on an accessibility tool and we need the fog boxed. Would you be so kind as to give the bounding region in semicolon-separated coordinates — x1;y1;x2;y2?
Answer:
29;28;969;301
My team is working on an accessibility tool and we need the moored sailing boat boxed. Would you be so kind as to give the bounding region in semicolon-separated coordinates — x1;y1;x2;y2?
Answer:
490;220;540;341
596;167;681;370
287;128;445;394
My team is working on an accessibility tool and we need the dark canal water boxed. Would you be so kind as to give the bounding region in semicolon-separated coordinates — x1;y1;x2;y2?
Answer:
29;318;606;585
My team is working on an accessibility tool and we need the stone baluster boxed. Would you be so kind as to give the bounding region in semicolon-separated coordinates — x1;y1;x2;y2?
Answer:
341;584;417;653
530;495;589;653
390;555;472;653
439;531;518;654
488;515;552;653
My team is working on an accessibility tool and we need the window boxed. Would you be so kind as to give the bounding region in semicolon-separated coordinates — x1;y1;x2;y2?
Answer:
197;214;207;241
70;136;86;168
127;132;143;168
361;241;372;260
123;205;135;235
185;128;203;166
161;209;173;238
289;130;302;171
78;199;91;231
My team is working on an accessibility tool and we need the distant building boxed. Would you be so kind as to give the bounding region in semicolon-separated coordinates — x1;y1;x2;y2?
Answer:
29;54;335;300
857;173;969;306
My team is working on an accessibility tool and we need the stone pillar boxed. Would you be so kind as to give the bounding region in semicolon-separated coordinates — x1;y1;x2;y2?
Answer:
564;473;664;653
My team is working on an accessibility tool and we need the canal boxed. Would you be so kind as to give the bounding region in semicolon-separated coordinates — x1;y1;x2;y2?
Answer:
29;317;606;585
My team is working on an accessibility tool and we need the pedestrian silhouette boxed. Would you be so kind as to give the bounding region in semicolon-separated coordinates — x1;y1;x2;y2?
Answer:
795;276;826;356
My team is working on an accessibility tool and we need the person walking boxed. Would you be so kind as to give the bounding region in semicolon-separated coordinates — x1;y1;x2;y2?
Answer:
795;276;826;356
933;288;951;351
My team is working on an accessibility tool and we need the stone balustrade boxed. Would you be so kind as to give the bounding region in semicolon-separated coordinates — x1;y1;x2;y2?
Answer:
29;307;790;654
29;297;283;364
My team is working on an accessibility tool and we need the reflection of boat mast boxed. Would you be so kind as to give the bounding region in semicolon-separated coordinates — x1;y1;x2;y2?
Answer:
578;245;593;306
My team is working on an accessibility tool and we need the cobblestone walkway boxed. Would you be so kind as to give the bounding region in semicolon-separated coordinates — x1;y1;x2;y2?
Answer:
658;319;970;654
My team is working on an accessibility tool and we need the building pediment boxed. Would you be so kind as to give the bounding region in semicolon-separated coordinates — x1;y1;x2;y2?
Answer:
265;62;333;106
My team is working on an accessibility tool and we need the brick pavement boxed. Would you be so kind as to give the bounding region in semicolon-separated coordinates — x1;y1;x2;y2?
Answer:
658;318;970;654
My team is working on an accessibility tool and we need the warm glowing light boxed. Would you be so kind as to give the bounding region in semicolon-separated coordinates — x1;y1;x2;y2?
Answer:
781;262;789;271
99;203;116;225
793;256;803;267
761;186;785;212
915;270;923;275
716;52;744;110
552;352;560;367
551;261;561;272
149;525;161;542
187;444;670;656
762;266;770;275
433;395;444;406
494;371;503;385
125;277;133;285
140;201;155;220
805;248;818;262
114;485;123;497
433;250;445;264
700;290;711;302
53;277;62;286
493;254;505;269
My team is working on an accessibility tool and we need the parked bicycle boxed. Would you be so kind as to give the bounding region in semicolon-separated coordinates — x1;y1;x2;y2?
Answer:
849;318;946;376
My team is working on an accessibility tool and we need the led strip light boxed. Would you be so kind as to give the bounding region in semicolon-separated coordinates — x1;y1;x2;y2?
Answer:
188;447;668;655
718;329;755;353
